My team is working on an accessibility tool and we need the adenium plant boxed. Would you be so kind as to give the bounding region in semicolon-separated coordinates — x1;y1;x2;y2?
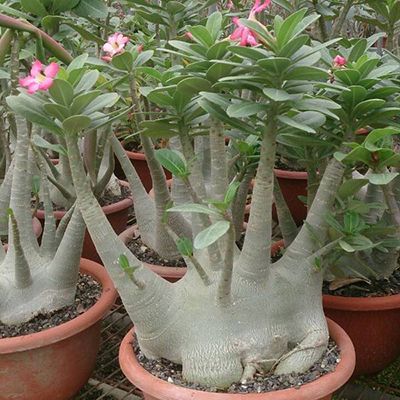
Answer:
6;0;400;392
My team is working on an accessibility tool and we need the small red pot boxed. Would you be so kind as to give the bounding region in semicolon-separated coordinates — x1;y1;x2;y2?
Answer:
35;181;132;263
119;319;355;400
273;169;308;225
115;149;172;193
323;293;400;377
0;258;117;400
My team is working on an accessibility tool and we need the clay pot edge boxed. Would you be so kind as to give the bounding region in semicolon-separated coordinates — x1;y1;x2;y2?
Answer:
119;318;355;400
0;258;117;354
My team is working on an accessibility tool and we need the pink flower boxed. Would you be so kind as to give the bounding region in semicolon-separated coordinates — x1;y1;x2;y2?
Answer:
229;0;271;47
333;55;347;68
185;32;194;41
249;0;271;17
227;0;234;9
230;17;258;46
102;32;129;62
19;60;59;94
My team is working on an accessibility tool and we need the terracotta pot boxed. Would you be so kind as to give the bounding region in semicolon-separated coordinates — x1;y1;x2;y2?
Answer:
119;319;355;400
32;217;43;239
119;224;185;282
114;149;172;193
323;293;400;377
0;258;117;400
35;181;133;263
273;169;308;225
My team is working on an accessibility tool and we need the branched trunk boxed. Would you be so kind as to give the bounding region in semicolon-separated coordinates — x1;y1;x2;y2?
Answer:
65;131;174;335
238;118;277;278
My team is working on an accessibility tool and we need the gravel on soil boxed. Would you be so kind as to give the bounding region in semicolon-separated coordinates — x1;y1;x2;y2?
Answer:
134;336;340;394
0;274;102;338
323;269;400;298
127;235;186;268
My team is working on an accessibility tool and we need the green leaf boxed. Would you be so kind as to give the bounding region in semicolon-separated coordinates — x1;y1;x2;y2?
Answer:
32;135;67;156
70;90;102;114
364;128;400;151
72;0;108;18
188;25;214;48
166;1;185;14
20;0;48;16
112;52;134;72
194;220;230;249
334;69;361;85
176;237;193;257
263;88;298;102
74;70;100;92
286;66;328;80
278;35;309;58
134;50;154;67
276;8;307;48
226;102;265;118
167;203;220;216
278;115;316;133
118;254;130;269
338;179;369;199
176;77;212;96
43;103;70;121
206;11;222;41
257;57;291;74
348;39;367;63
155;149;188;177
367;172;399;185
6;94;61;135
341;85;367;110
352;99;385;117
66;53;89;73
62;115;91;134
49;79;74;106
224;181;241;205
339;240;355;253
83;93;119;114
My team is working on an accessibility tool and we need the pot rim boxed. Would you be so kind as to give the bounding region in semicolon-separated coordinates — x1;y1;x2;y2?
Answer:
119;319;355;400
125;149;147;160
323;292;400;311
35;180;133;220
0;258;117;354
118;225;186;279
274;168;308;180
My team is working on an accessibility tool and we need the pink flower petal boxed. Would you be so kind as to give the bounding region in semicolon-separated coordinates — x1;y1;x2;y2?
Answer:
103;42;114;53
108;32;119;43
38;77;54;91
252;0;271;13
101;55;112;62
19;76;36;87
44;62;59;79
30;60;43;77
27;82;40;94
230;26;244;40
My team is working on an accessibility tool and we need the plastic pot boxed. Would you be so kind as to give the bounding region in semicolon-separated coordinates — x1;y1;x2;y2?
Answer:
323;293;400;376
273;169;308;225
0;258;117;400
119;319;355;400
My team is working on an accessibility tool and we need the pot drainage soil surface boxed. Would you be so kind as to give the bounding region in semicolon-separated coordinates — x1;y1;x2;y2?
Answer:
0;274;101;338
127;236;186;268
323;270;400;298
133;336;340;394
